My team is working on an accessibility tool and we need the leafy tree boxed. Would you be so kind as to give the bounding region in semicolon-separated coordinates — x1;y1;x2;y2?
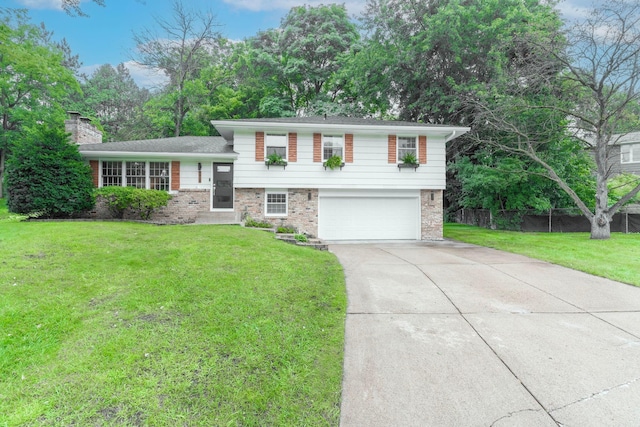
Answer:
469;0;640;239
5;126;94;217
71;63;150;141
133;0;222;136
359;0;562;124
247;4;359;116
0;8;81;198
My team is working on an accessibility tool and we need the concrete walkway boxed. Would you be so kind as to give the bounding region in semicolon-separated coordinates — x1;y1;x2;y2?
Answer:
330;241;640;427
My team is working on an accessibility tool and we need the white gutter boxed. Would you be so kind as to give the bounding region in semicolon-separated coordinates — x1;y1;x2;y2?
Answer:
79;151;239;160
212;120;470;140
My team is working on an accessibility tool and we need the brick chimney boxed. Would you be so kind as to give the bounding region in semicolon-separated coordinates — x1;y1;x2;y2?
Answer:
65;111;102;145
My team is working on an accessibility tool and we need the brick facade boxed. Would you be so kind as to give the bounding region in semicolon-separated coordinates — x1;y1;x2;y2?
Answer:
421;189;443;240
235;188;319;236
86;189;210;224
65;112;102;145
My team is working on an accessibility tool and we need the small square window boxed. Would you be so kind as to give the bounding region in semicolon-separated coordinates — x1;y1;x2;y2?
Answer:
266;134;287;160
397;136;417;162
266;192;287;216
323;135;343;161
621;145;631;163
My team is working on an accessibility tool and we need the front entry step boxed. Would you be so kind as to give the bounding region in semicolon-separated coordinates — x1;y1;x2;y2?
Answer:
194;211;240;225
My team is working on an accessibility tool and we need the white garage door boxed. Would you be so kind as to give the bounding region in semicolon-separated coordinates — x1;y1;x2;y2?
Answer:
318;190;420;240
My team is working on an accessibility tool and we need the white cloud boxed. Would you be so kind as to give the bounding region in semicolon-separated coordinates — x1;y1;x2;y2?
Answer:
79;62;168;90
556;0;593;21
122;61;169;90
222;0;367;15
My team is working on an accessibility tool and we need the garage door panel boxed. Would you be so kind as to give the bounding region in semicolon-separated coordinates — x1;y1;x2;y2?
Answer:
319;194;419;240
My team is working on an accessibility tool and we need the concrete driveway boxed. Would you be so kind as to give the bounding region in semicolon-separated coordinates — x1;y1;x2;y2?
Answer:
330;240;640;427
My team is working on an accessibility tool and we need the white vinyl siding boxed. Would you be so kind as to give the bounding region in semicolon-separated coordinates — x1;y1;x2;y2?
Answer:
233;130;447;190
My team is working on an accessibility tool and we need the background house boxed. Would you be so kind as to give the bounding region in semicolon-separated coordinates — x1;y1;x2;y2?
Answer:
73;115;469;240
610;131;640;176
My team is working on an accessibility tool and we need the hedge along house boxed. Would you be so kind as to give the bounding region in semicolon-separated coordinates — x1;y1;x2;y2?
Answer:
74;115;469;239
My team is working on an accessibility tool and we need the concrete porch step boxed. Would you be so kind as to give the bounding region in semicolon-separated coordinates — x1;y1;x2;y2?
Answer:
194;211;240;225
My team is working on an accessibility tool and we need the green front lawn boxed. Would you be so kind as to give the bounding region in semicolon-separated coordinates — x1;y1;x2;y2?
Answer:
0;209;346;425
444;223;640;287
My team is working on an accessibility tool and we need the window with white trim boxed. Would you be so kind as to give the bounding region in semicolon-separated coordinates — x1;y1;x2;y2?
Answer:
265;133;287;160
397;136;417;162
126;161;146;188
323;134;343;160
100;161;170;190
266;190;287;216
621;143;640;163
102;161;122;187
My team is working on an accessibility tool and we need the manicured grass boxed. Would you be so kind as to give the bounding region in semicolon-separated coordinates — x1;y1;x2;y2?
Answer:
444;223;640;287
0;209;346;425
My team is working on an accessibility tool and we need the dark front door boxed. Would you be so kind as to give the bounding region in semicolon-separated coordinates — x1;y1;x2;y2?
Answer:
212;163;233;209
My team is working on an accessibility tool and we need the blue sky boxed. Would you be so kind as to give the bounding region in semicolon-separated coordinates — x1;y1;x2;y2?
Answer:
6;0;593;88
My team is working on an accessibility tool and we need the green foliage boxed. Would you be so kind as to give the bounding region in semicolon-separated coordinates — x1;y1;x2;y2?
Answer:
323;155;343;170
266;152;287;166
244;216;273;228
608;174;640;206
246;4;359;115
95;186;171;220
400;152;418;165
0;8;81;197
277;226;296;234
451;139;595;218
5;126;95;217
294;234;308;243
69;63;151;141
358;0;562;123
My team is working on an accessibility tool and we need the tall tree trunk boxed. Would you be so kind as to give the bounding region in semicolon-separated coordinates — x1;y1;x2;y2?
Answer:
591;168;611;240
590;211;611;239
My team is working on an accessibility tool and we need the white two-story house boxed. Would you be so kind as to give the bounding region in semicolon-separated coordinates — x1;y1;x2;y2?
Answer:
76;115;469;240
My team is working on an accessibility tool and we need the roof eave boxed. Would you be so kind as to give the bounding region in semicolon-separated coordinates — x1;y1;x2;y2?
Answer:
211;120;470;140
79;151;239;160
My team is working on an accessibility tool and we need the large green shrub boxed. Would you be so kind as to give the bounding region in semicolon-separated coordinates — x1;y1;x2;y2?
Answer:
5;127;95;217
95;186;171;220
